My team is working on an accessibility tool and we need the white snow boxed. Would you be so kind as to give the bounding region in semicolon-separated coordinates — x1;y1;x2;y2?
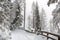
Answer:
11;29;47;40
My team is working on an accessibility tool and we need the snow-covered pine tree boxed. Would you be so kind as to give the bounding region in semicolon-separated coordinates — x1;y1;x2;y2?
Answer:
13;3;23;30
40;8;46;31
52;1;60;33
32;2;40;33
0;24;11;40
47;0;58;6
28;15;31;31
10;0;23;30
27;15;34;32
0;0;12;40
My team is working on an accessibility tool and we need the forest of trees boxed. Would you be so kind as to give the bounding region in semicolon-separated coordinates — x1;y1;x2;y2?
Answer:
0;0;60;40
26;0;60;34
0;0;23;40
27;2;47;33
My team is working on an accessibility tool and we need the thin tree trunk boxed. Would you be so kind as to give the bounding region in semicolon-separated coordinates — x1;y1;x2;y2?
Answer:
24;0;26;30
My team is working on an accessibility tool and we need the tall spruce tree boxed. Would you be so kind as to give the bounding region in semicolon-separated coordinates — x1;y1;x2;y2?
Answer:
32;2;40;32
10;0;23;30
0;0;12;40
40;8;46;30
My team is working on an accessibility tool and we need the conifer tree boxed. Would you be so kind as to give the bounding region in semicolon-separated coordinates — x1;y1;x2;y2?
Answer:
0;0;12;40
10;0;23;30
32;2;40;32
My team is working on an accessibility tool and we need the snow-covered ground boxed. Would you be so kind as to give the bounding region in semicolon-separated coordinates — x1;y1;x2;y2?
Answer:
11;29;47;40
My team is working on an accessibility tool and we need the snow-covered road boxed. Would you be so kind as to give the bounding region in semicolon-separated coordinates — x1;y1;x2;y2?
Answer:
11;29;47;40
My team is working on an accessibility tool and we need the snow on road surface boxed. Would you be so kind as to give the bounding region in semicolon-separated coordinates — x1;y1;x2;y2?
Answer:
11;29;47;40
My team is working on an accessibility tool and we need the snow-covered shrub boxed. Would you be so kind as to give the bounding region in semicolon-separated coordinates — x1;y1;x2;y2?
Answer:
0;25;11;40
